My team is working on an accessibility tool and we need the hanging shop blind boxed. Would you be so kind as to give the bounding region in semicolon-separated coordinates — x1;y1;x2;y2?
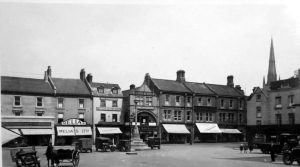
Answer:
97;127;122;134
21;129;52;135
162;124;190;134
195;123;222;133
220;128;241;134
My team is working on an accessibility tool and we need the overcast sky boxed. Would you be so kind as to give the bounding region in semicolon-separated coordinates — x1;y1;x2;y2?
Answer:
1;0;300;95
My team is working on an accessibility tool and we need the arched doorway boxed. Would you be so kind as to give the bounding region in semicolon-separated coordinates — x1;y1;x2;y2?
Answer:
137;111;158;142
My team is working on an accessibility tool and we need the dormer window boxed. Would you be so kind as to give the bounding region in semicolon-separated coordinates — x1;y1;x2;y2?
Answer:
256;94;261;102
207;98;211;106
97;87;104;93
112;88;118;94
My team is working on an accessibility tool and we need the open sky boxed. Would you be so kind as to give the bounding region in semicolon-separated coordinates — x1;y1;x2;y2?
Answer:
1;0;300;95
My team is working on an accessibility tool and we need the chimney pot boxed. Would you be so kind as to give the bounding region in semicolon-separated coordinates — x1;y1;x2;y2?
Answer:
86;73;93;84
130;84;135;90
176;70;186;82
47;66;52;77
80;69;86;81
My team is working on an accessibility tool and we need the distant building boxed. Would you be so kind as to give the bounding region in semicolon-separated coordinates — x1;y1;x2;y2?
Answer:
124;70;246;143
247;39;300;143
88;74;123;144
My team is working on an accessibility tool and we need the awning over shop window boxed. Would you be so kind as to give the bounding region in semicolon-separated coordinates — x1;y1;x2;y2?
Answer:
97;127;122;134
220;129;242;134
21;129;52;135
75;126;92;136
57;126;92;136
195;123;222;133
1;127;21;144
162;124;190;134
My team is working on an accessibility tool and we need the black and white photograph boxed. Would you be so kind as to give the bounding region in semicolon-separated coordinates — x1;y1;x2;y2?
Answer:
1;0;300;167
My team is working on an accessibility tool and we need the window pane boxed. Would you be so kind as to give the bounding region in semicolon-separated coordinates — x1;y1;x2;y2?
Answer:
112;100;118;107
112;114;118;122
14;96;21;106
79;99;84;108
58;98;64;108
37;97;43;106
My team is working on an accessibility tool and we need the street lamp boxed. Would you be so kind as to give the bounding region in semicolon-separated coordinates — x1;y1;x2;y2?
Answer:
133;99;140;139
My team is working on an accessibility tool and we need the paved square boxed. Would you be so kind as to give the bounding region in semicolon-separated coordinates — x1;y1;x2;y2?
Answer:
2;143;293;167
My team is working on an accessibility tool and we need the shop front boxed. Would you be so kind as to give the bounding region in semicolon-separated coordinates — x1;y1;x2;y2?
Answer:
162;124;190;143
55;119;92;145
2;116;55;146
195;123;222;142
220;128;242;142
137;112;159;142
96;127;122;145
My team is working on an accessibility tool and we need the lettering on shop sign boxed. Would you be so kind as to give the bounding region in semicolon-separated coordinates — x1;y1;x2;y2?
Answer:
57;126;92;136
61;119;86;125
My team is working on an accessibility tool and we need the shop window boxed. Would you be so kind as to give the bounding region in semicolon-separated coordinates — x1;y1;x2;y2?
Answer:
276;114;282;125
36;97;43;107
101;113;106;122
163;110;171;120
256;106;262;118
14;96;21;106
112;100;118;107
186;111;191;121
207;98;211;106
145;97;152;106
196;112;203;121
112;114;118;122
288;113;295;125
288;95;294;107
100;100;106;107
79;99;84;108
165;95;170;103
57;98;64;108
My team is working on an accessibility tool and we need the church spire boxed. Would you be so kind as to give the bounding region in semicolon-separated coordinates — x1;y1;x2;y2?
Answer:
267;38;277;85
263;76;266;86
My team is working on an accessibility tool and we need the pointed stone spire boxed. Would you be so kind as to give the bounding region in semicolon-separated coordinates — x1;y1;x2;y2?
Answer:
267;38;277;85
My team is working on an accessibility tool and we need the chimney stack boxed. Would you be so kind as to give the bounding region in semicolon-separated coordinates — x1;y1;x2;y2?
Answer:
44;71;48;82
227;75;234;87
80;69;86;81
235;85;241;90
47;66;52;77
130;84;135;90
176;70;186;82
144;73;150;85
86;73;93;84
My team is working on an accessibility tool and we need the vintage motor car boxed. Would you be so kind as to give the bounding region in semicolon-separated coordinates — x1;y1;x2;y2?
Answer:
15;150;40;167
282;146;300;165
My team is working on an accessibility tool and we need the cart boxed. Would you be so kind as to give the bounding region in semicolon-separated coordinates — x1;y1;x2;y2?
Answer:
147;137;161;149
117;140;131;152
95;137;116;152
78;138;93;153
14;149;40;167
51;149;80;167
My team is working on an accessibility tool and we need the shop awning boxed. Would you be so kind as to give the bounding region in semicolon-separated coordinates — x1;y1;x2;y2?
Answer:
57;126;75;136
75;126;92;136
195;123;222;133
21;129;52;135
97;127;122;134
2;127;21;144
162;124;190;134
220;129;242;134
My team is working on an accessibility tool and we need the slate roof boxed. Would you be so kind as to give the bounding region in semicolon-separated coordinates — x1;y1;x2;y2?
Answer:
184;82;215;95
151;78;191;93
205;84;243;97
52;78;90;96
91;82;120;89
1;76;53;95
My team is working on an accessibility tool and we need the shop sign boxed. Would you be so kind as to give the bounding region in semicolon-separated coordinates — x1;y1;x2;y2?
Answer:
57;126;75;136
61;119;86;125
74;126;92;136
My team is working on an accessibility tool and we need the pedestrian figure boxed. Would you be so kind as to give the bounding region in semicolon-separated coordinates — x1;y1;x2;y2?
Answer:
249;144;253;153
270;141;276;162
239;144;244;153
243;144;248;154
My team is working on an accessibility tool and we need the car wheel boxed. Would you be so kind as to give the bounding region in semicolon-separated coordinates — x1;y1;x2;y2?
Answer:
297;160;300;165
283;154;293;165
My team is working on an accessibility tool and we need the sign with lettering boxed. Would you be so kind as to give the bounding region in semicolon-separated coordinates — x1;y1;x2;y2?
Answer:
74;126;92;136
61;119;86;125
57;126;75;136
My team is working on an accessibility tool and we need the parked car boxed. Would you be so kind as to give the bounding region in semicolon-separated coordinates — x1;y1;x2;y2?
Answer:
282;146;300;165
77;138;93;153
147;137;161;149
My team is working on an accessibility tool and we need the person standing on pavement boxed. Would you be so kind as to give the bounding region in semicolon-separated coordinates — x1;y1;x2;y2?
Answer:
239;144;244;153
270;141;276;162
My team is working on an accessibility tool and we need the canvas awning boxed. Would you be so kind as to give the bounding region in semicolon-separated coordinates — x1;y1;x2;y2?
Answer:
97;127;122;134
162;124;190;134
195;123;222;133
57;126;92;136
21;129;52;135
2;127;21;144
220;128;242;134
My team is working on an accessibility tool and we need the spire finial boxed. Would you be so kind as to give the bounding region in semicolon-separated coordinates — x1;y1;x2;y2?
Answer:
267;37;277;85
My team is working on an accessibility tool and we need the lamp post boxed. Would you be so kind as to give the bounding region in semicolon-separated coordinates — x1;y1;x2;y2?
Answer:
133;99;140;139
